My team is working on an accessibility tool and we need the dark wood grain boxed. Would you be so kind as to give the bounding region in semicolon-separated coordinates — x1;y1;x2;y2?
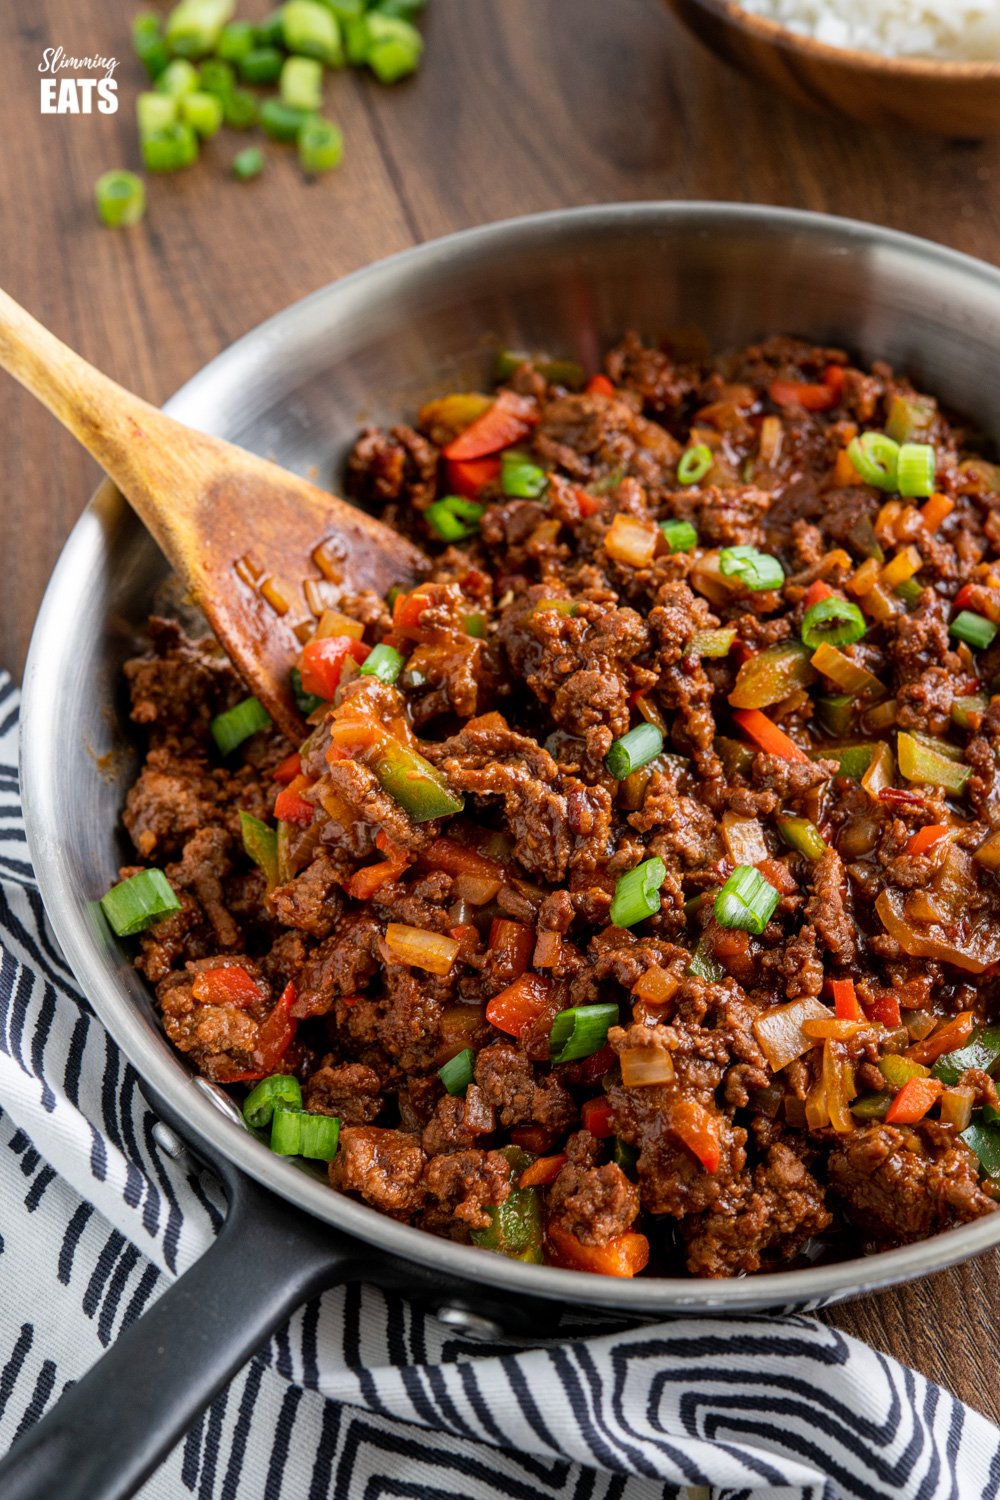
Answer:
4;0;1000;1427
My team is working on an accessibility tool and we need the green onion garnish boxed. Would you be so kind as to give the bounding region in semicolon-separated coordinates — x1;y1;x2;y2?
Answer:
223;88;259;129
950;610;998;651
100;869;181;937
660;519;698;552
255;10;287;46
155;58;201;97
897;442;936;499
605;723;664;780
464;612;486;638
425;496;484;542
438;1048;475;1095
239;47;285;85
94;171;146;228
359;642;404;684
549;1004;618;1064
136;91;177;136
677;445;713;486
260;99;314;142
298;118;344;174
216;19;256;63
500;451;547;498
133;12;170;79
211;697;271;756
179;90;224;139
283;0;345;64
776;815;828;860
281;55;324;111
714;865;780;934
164;0;234;58
364;13;424;81
610;856;667;928
801;596;867;650
233;147;264;181
847;431;899;491
720;546;785;592
243;1074;302;1129
141;122;199;172
198;58;236;100
239;810;279;889
290;666;324;716
270;1107;341;1161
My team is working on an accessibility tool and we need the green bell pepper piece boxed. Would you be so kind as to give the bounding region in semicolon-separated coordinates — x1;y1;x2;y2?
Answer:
932;1026;1000;1086
470;1146;543;1263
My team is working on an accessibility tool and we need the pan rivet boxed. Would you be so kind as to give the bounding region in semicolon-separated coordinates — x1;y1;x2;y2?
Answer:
151;1121;187;1161
436;1306;504;1340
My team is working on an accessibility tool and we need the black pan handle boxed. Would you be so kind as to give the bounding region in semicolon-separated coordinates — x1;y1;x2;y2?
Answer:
0;1159;367;1500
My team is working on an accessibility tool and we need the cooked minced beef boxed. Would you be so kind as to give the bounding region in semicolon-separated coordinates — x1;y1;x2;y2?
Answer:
116;333;1000;1279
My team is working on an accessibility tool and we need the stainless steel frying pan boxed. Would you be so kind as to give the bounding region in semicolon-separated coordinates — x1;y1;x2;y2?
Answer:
9;203;1000;1500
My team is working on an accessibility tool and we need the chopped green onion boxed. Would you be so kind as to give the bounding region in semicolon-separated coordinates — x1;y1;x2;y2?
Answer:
94;171;146;228
155;58;201;97
239;46;285;84
232;146;264;181
259;99;313;140
359;642;404;684
243;1073;302;1129
549;1004;618;1064
179;90;224;138
676;445;713;485
325;0;366;17
375;0;427;16
687;935;724;982
255;10;286;46
438;1048;475;1095
133;13;170;79
950;610;997;651
847;431;899;491
136;91;177;136
500;451;547;499
198;58;236;100
660;519;698;552
239;810;279;889
610;856;667;928
897;442;936;499
223;88;259;129
141;121;199;172
283;0;344;65
290;665;324;716
281;55;324;110
801;596;867;650
720;545;785;592
211;697;271;755
605;723;665;780
689;626;736;658
776;815;828;860
216;19;256;62
164;0;235;57
270;1107;341;1161
298;117;344;173
101;869;181;937
714;864;780;934
364;13;424;81
425;496;484;542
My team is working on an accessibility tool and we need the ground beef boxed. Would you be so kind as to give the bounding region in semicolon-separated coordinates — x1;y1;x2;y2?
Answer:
329;1126;427;1218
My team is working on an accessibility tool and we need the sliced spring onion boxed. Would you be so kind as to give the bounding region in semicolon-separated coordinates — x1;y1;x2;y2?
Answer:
549;1003;619;1064
136;91;177;135
676;445;713;485
660;519;698;552
101;869;181;936
801;596;867;650
180;89;224;138
605;723;665;779
198;58;236;99
232;146;264;180
239;47;285;85
94;171;146;228
895;578;923;605
896;442;936;499
364;13;424;81
164;0;235;58
359;642;404;684
776;815;828;860
223;88;259;128
155;58;201;96
848;431;899;491
610;856;667;928
260;99;314;141
281;55;324;111
283;0;345;64
464;612;486;638
216;19;256;61
714;864;780;934
298;118;344;173
719;546;785;592
141;121;199;172
500;450;547;498
425;496;484;541
211;696;271;755
270;1107;341;1161
243;1074;302;1129
950;610;997;651
133;12;170;79
438;1047;475;1095
290;665;324;717
239;810;279;889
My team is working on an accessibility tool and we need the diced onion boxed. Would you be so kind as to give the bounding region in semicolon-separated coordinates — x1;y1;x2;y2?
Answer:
619;1045;676;1088
604;513;659;567
721;812;770;865
939;1086;975;1132
632;965;680;1004
384;923;460;975
453;872;503;905
753;997;832;1072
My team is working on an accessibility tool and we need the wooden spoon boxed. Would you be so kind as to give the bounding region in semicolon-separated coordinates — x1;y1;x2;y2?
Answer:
0;286;429;740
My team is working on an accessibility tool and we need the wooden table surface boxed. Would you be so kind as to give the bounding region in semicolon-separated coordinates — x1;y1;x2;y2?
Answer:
5;0;1000;1430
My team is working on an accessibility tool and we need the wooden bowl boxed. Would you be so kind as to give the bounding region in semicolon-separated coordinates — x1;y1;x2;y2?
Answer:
664;0;1000;135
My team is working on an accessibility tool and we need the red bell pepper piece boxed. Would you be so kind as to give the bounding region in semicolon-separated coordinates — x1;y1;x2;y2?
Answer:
485;973;551;1040
518;1153;567;1188
731;708;809;763
952;584;977;611
488;918;535;983
392;588;433;632
510;1124;558;1154
274;775;314;827
546;1221;649;1277
885;1076;942;1125
345;836;411;899
442;390;538;461
671;1098;722;1173
445;456;501;498
299;636;370;700
191;966;261;1008
830;978;862;1022
824;364;845;397
422;836;506;883
273;751;302;785
769;378;838;411
906;1010;976;1065
222;981;299;1081
803;579;834;610
572;486;603;518
865;992;901;1027
580;1096;615;1139
906;824;949;857
585;374;615;398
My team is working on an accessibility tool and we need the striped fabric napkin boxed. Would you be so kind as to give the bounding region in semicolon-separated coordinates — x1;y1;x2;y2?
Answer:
1;672;998;1500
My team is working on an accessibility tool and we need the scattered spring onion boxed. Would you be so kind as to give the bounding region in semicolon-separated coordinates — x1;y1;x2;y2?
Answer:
298;118;344;173
848;431;899;491
242;1073;302;1128
94;171;146;228
137;91;177;135
142;121;199;171
198;57;236;98
464;612;486;638
720;546;785;592
776;816;828;860
438;1047;475;1095
282;0;344;65
605;722;665;780
211;696;271;755
359;642;404;684
363;13;424;81
260;98;313;140
100;869;181;936
425;496;484;541
216;19;256;61
896;442;936;499
895;578;923;606
232;145;264;180
500;451;547;498
224;87;259;128
164;0;236;58
714;865;780;934
180;89;224;137
801;596;867;650
133;12;170;79
610;856;667;928
280;55;324;110
240;46;284;83
687;935;724;982
950;610;997;651
676;445;713;485
239;810;279;889
270;1106;340;1160
660;519;698;552
549;1004;619;1064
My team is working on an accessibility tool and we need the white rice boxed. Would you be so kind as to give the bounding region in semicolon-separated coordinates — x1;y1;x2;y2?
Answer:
736;0;1000;59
